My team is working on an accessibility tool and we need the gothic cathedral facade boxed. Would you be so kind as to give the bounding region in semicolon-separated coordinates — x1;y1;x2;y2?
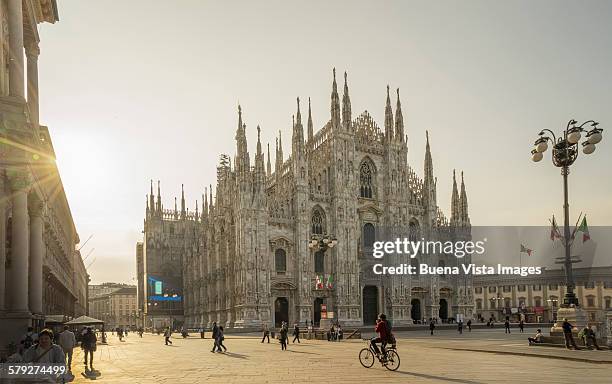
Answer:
140;69;474;329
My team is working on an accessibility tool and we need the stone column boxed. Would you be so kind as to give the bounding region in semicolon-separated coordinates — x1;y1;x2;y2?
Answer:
28;198;44;314
7;0;25;98
8;175;30;311
26;44;40;127
0;178;6;311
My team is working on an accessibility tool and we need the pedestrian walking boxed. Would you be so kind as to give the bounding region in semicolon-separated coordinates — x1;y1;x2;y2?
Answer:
519;319;525;333
458;320;463;334
429;319;435;335
337;324;343;340
164;327;173;346
561;318;580;350
58;325;76;372
211;322;220;352
261;323;270;343
81;327;97;372
216;326;227;352
292;323;301;343
279;322;288;351
504;317;511;334
466;319;472;332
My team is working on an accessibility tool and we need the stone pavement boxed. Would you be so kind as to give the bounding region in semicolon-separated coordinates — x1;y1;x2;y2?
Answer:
67;330;611;384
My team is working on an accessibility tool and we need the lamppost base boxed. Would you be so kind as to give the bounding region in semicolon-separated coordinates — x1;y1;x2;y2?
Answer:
550;306;587;336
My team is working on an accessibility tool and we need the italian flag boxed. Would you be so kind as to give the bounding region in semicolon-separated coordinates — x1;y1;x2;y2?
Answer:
577;216;590;242
326;275;334;289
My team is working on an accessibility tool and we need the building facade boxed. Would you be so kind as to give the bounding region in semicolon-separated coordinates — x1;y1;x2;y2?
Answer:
89;286;138;330
139;70;473;329
0;0;88;353
473;266;612;323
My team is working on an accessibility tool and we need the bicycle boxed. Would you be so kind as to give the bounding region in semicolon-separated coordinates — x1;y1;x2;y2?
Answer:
359;339;400;371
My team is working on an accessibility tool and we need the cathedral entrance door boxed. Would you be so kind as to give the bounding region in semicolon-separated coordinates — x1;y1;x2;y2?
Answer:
362;285;379;325
314;298;324;327
411;299;421;323
439;299;448;321
274;297;289;327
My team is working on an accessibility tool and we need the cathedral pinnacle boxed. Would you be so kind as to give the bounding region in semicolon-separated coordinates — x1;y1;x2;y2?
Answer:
307;97;313;141
451;169;459;224
181;183;186;218
395;88;404;142
342;71;352;131
330;68;341;129
460;171;470;225
384;85;394;140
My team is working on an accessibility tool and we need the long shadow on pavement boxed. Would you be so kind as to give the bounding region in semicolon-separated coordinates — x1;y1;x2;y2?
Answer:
395;370;485;384
218;352;248;359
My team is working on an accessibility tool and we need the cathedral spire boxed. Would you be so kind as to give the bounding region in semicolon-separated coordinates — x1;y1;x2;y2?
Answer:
342;71;352;131
460;171;470;225
174;196;178;219
293;97;304;155
307;97;313;141
149;180;155;213
451;169;459;224
275;130;283;173
395;88;404;142
330;68;341;129
267;143;272;176
423;131;436;209
209;184;213;213
235;105;249;173
255;125;265;174
156;180;161;213
195;199;199;221
181;183;186;218
384;85;394;141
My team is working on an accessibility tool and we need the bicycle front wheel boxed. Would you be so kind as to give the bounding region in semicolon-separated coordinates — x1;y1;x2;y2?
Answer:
359;348;375;368
384;350;400;371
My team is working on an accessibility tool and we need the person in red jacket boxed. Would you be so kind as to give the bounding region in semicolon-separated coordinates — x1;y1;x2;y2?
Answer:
370;313;390;355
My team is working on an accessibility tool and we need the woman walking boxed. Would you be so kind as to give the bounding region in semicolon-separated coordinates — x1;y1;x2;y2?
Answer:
279;322;288;350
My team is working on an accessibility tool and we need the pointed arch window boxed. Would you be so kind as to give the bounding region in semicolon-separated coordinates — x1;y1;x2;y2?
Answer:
359;160;374;198
311;208;324;235
363;223;375;249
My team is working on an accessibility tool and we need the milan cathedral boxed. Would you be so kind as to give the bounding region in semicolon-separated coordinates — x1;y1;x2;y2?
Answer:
138;69;474;330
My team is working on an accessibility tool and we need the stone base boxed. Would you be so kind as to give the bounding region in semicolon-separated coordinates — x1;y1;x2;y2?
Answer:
0;310;32;359
550;306;587;336
233;318;263;329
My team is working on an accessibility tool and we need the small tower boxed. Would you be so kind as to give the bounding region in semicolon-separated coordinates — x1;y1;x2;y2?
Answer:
342;71;352;131
307;97;314;142
266;143;272;176
460;171;470;226
451;170;459;225
384;85;394;141
395;88;404;142
292;98;304;157
330;68;341;129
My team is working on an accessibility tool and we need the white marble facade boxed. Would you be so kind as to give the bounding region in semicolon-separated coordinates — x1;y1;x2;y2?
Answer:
142;70;473;329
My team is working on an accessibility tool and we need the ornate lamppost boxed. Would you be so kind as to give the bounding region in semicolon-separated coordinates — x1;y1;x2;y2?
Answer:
531;119;603;307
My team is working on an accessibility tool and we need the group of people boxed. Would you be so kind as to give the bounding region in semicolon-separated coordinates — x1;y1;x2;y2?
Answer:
7;325;99;378
526;318;603;350
327;323;343;341
210;322;228;352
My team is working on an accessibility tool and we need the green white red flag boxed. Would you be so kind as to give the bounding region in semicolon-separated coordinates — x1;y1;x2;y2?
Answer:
550;215;562;241
577;216;590;242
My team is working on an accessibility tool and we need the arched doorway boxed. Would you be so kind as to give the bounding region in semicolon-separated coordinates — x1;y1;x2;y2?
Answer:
314;298;324;326
439;299;448;321
411;299;421;323
362;286;379;325
274;297;289;327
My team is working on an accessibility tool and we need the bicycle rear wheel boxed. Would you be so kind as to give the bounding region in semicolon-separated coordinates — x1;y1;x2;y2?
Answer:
384;350;400;371
359;348;375;368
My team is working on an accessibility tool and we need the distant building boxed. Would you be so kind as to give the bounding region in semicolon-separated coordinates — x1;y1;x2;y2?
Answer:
89;286;138;329
89;282;132;300
473;266;612;323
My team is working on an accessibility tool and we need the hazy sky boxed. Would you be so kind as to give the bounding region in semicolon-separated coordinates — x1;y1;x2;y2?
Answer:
36;1;612;284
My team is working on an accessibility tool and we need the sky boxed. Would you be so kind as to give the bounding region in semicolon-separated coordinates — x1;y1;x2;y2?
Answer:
36;0;612;284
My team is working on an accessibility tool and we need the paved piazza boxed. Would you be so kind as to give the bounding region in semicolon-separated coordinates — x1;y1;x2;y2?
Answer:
68;329;611;383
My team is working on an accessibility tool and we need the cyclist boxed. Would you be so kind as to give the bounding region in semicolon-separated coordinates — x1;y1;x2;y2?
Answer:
370;313;391;357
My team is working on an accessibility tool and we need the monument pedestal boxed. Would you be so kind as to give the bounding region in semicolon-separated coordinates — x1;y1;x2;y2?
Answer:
550;306;587;336
0;311;32;359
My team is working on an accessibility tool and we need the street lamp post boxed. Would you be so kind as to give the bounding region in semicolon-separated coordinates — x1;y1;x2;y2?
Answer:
531;119;603;307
